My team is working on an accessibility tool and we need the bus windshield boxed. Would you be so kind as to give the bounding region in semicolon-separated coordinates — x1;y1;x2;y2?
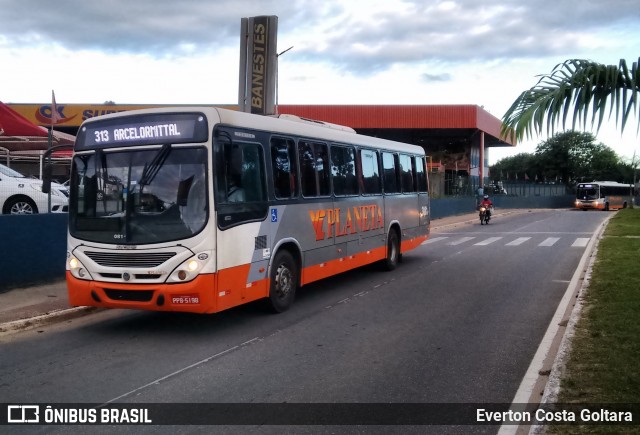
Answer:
69;147;208;244
576;185;599;200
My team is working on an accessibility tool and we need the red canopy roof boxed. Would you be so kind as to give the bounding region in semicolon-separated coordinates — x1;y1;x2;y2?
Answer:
0;101;48;137
0;101;74;152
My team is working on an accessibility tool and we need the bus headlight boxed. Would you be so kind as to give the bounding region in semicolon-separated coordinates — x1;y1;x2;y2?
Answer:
68;255;92;280
169;254;207;283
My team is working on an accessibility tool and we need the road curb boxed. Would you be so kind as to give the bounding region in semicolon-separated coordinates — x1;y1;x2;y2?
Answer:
0;306;101;337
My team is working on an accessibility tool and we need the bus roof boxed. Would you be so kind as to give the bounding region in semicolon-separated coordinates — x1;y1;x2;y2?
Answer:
80;106;426;156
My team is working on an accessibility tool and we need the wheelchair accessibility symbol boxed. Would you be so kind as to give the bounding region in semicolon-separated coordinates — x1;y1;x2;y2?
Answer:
271;208;278;222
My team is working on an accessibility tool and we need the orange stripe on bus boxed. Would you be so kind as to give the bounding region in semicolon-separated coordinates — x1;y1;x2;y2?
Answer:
401;234;429;252
301;246;386;285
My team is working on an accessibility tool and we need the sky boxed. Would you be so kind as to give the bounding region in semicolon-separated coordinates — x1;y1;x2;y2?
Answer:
1;0;639;164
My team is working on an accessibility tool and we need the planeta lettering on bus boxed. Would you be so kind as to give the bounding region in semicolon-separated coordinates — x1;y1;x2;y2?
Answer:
309;205;384;241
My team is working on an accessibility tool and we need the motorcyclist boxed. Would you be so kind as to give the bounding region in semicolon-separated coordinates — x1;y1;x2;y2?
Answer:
479;194;493;218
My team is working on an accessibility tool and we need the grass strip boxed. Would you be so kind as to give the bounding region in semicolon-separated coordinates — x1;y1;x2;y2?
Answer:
550;209;640;433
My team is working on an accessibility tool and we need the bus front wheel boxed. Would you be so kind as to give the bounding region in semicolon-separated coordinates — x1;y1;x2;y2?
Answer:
268;250;298;313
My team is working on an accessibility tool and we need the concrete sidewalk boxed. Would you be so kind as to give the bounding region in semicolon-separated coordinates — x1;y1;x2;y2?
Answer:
0;209;528;335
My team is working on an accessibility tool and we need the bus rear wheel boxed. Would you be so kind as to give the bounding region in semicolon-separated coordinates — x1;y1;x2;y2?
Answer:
382;228;400;271
267;250;297;313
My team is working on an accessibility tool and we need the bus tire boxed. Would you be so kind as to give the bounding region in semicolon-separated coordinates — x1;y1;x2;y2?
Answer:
267;250;297;313
382;228;400;271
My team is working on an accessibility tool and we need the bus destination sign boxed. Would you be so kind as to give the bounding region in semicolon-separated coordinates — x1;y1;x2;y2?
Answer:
78;113;208;149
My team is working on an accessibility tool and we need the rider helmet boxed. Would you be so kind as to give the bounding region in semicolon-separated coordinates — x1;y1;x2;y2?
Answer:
483;194;489;199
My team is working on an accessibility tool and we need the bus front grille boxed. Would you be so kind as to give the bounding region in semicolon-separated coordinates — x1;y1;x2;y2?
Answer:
85;251;177;268
104;289;154;302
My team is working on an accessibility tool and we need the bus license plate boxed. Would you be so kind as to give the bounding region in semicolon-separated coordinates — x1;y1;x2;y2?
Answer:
171;295;200;304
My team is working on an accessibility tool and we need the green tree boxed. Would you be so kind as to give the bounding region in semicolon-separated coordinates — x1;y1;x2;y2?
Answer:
490;152;538;181
535;131;621;183
501;58;640;142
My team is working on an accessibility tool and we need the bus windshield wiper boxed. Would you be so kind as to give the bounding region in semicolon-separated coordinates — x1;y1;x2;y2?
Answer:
139;143;171;188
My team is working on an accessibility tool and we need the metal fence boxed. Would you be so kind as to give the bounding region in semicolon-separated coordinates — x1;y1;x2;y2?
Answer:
492;182;570;197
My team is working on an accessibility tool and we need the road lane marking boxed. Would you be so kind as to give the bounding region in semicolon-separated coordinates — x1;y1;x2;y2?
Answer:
474;237;502;246
539;237;560;247
505;237;531;246
422;237;448;245
448;237;475;245
572;238;590;247
102;341;251;404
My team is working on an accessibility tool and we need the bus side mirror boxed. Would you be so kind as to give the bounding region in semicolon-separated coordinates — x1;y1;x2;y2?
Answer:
42;164;53;194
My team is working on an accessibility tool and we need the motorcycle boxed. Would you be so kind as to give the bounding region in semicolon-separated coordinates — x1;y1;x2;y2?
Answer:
478;205;492;225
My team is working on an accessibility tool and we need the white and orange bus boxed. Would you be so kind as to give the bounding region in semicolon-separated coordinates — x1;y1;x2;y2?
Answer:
575;181;634;211
65;107;430;314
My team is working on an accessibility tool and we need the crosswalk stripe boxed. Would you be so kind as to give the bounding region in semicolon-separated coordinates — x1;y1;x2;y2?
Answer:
426;235;592;248
572;238;590;247
423;237;448;245
474;237;502;246
505;237;531;246
539;237;560;247
448;237;475;245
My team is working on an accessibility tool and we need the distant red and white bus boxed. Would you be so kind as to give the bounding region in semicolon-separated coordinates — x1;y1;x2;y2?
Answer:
575;181;634;211
66;107;430;314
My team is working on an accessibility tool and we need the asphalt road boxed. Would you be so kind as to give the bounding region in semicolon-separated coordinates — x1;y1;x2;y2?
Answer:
0;209;609;434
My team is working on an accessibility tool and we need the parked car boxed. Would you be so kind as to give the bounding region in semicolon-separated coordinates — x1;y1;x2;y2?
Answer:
0;163;68;214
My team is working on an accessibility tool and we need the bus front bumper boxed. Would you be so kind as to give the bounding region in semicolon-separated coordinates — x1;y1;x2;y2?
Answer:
67;272;220;314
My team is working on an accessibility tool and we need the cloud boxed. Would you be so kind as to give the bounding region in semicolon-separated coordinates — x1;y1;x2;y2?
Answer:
1;0;639;71
0;0;301;54
421;72;452;82
292;0;640;73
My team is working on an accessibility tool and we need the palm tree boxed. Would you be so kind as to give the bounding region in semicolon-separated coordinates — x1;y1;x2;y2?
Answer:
501;58;640;143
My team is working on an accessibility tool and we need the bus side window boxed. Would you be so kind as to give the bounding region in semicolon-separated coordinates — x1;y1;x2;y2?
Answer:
223;142;266;203
270;137;298;199
382;152;400;194
299;141;330;197
359;149;381;194
242;144;266;202
415;156;428;193
331;145;358;196
399;154;415;193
